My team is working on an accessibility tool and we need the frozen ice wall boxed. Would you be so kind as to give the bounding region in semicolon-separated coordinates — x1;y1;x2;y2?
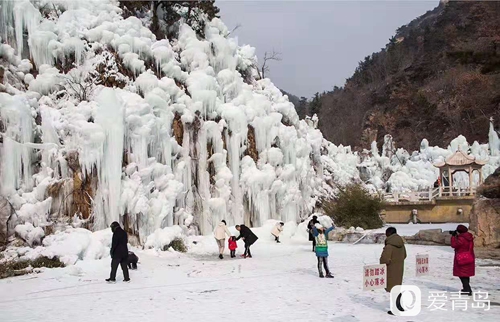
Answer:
0;0;329;240
1;0;499;243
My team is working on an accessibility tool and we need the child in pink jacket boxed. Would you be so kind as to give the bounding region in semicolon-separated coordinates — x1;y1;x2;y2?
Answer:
228;236;237;258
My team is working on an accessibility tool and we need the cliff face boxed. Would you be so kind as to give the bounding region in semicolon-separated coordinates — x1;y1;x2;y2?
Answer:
318;0;500;150
470;167;500;248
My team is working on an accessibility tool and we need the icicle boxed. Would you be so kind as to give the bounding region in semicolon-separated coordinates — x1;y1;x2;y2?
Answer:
40;106;60;170
94;88;125;228
197;121;211;234
227;131;244;224
13;0;42;58
0;93;34;195
371;141;379;157
488;117;500;156
63;37;85;66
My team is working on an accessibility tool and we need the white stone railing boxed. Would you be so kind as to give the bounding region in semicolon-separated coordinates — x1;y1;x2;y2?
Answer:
376;186;477;202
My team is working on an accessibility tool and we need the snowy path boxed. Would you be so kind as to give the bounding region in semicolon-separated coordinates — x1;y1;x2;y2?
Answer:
0;238;498;322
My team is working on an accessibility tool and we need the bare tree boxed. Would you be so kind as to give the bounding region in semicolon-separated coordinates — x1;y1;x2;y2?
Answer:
63;69;95;102
226;23;242;37
259;50;282;79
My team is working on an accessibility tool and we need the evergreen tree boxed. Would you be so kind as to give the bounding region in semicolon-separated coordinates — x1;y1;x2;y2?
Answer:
129;0;220;40
309;92;321;116
297;96;308;119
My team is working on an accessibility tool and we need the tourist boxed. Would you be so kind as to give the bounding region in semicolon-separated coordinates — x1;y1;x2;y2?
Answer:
271;222;284;243
127;251;138;270
235;224;258;258
451;224;475;295
214;220;232;259
228;236;237;258
312;223;335;278
307;215;320;251
106;221;130;283
380;227;407;315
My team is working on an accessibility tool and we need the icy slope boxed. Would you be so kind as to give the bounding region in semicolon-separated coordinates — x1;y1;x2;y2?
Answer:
0;0;324;241
1;0;499;245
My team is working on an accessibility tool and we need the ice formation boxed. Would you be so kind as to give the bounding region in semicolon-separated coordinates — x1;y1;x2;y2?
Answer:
0;0;499;246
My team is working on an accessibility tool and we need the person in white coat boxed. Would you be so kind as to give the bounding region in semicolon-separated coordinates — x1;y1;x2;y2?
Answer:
271;222;284;243
214;220;232;259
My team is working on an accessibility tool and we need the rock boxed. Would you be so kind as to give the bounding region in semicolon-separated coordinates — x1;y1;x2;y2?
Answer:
470;198;500;248
477;167;500;199
329;229;344;241
9;237;27;247
403;228;451;245
246;125;258;162
341;232;365;243
14;223;45;247
0;197;13;245
474;248;500;260
336;232;386;244
405;240;445;246
416;229;446;244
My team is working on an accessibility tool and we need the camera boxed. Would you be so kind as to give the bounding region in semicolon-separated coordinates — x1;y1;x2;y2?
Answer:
448;230;458;236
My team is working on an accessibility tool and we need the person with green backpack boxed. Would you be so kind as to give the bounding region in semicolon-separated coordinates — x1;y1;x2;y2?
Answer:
312;223;335;278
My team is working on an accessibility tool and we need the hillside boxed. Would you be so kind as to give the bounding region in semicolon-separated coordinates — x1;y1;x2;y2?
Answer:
318;0;500;150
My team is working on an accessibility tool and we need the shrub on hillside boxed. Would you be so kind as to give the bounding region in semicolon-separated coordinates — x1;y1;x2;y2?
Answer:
0;256;65;279
321;184;384;229
163;238;187;253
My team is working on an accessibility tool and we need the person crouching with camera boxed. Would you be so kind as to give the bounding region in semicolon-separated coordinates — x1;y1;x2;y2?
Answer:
450;224;475;295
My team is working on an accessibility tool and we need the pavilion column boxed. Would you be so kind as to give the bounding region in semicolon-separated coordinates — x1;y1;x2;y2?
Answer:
439;168;443;197
479;168;483;184
469;166;473;194
448;167;453;196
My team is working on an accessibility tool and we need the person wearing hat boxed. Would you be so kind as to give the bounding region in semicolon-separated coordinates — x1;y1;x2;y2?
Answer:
307;215;320;252
380;227;407;294
380;227;407;315
451;224;475;295
106;221;130;283
312;223;335;278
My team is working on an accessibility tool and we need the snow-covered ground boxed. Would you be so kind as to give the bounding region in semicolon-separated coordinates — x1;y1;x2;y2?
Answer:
0;225;497;322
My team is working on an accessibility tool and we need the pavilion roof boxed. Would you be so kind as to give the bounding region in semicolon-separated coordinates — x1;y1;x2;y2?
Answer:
434;150;487;168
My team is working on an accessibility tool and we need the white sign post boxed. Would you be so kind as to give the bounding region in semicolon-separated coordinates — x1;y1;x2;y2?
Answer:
416;254;429;276
363;264;387;291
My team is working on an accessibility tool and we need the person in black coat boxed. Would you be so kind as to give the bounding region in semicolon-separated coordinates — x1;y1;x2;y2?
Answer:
236;224;258;258
106;221;130;283
308;216;319;252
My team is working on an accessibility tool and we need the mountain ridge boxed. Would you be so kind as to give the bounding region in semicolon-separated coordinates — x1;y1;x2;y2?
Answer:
316;0;500;151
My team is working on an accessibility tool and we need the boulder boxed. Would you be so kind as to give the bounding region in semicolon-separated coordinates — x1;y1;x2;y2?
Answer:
416;229;446;244
341;232;366;243
403;229;451;245
335;232;386;244
477;167;500;199
469;198;500;248
0;197;13;245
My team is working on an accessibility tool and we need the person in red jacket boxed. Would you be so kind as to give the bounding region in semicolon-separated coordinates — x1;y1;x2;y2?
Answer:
450;224;475;295
228;236;237;258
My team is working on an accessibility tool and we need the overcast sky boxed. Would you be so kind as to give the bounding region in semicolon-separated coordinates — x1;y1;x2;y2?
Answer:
217;0;438;98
